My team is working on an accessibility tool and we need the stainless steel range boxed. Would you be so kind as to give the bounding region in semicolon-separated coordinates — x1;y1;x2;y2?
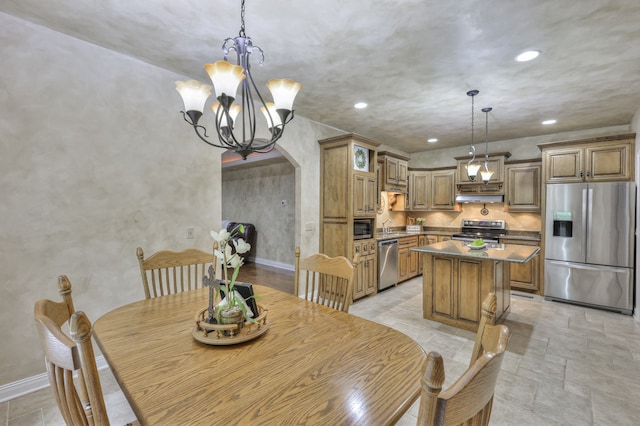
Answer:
452;219;506;243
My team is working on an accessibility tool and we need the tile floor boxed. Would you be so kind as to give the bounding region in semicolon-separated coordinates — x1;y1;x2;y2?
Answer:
4;277;640;425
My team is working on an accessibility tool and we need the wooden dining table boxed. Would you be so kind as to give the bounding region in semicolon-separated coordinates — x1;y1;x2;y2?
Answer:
93;285;427;425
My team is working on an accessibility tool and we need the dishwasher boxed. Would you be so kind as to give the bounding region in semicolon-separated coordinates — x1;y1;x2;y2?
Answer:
378;239;399;290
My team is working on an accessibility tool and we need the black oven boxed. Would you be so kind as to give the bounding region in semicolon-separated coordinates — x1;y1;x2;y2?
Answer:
353;219;373;240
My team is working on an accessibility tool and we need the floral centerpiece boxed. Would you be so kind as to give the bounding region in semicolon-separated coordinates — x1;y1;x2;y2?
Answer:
210;224;254;325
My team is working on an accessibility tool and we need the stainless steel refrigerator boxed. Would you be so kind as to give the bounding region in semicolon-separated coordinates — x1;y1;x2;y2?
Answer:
544;182;635;314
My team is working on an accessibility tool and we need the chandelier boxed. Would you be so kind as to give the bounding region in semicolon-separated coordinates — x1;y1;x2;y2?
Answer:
480;107;494;183
465;90;480;181
175;0;301;160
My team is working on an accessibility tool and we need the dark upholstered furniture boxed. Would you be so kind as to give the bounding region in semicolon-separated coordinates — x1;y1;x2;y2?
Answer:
226;222;256;262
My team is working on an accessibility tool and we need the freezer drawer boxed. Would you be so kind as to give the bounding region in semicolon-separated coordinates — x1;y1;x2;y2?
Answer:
544;260;633;314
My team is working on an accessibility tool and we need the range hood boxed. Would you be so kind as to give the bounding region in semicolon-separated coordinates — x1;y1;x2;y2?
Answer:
455;194;504;204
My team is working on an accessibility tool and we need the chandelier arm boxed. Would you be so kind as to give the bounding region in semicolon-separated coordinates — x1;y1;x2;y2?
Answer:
212;106;241;149
191;122;230;149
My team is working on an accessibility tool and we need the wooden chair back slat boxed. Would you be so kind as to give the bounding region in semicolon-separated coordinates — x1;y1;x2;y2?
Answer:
137;244;216;299
294;247;359;313
34;276;110;426
417;292;510;426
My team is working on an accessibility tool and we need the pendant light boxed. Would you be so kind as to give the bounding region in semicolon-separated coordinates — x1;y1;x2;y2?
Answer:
480;107;494;184
175;0;301;160
465;90;480;181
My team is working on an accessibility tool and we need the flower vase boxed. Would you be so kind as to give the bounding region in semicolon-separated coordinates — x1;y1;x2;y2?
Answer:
218;306;244;336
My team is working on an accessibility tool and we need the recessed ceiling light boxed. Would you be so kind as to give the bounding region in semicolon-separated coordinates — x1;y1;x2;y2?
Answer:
515;50;541;62
354;102;368;109
427;138;438;143
542;119;557;125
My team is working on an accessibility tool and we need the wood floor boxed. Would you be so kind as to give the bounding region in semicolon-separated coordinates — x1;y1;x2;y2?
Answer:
236;261;295;295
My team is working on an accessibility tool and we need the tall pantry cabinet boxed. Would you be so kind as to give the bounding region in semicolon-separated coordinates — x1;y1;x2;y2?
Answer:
318;134;381;300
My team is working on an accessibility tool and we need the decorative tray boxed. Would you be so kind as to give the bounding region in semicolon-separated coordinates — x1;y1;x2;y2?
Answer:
469;243;487;250
192;304;269;346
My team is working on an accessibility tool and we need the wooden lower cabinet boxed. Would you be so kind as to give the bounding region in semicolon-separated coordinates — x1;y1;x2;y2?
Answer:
500;238;541;294
398;236;419;282
422;253;509;332
352;239;377;300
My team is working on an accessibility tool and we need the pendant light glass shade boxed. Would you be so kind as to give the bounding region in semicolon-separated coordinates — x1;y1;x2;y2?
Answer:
212;102;241;128
267;79;302;111
204;60;246;103
260;103;282;129
175;80;212;113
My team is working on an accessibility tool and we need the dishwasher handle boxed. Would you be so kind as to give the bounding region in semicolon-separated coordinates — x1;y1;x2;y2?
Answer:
379;239;399;246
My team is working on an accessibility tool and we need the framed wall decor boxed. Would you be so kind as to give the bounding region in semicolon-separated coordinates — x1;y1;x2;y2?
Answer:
353;145;369;172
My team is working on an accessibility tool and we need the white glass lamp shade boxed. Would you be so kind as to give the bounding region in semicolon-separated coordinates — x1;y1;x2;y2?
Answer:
466;163;481;179
480;169;494;183
266;78;302;111
204;60;245;100
212;102;241;128
260;102;282;129
175;80;212;113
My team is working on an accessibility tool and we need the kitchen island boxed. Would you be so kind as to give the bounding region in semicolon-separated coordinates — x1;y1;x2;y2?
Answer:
413;240;540;331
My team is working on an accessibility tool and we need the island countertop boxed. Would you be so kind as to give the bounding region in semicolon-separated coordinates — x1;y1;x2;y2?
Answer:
412;240;540;264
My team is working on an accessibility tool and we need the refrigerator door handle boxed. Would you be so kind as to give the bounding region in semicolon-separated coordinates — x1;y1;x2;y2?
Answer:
546;260;629;274
581;188;588;260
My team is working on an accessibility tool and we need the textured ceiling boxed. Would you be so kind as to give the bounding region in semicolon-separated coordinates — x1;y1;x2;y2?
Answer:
2;0;639;153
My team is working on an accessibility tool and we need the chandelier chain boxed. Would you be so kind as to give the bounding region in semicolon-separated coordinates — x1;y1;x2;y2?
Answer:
239;0;246;37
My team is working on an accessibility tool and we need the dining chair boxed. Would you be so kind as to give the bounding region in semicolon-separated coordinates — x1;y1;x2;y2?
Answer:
34;275;138;426
416;293;510;426
294;246;359;313
136;243;216;299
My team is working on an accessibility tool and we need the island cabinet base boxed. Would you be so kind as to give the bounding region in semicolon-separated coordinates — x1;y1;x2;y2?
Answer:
422;253;510;332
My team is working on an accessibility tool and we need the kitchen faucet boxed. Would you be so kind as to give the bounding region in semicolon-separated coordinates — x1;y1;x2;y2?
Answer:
382;219;391;234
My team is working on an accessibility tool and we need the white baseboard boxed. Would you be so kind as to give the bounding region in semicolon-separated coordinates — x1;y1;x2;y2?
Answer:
0;356;108;403
252;257;294;272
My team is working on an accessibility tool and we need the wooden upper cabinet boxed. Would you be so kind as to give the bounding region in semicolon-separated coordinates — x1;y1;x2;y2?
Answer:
505;161;541;212
379;152;409;192
586;143;633;181
544;147;583;183
407;168;456;211
540;134;635;183
353;172;377;217
430;169;456;210
409;171;430;210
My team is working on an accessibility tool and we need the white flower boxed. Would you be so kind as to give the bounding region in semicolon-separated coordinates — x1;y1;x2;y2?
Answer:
227;254;244;269
233;239;251;254
210;229;230;243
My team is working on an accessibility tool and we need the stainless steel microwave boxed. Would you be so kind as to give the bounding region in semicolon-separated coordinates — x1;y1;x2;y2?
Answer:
353;219;373;240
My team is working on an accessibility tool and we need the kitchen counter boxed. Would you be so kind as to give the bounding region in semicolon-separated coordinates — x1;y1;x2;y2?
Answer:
416;240;540;332
412;240;540;263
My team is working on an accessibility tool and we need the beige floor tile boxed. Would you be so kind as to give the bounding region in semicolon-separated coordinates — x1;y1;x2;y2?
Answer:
7;388;54;421
532;380;593;424
9;270;640;425
592;389;640;425
7;409;43;426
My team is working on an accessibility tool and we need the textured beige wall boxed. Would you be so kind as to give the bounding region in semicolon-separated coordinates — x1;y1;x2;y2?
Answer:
0;12;343;387
0;12;222;386
222;161;296;267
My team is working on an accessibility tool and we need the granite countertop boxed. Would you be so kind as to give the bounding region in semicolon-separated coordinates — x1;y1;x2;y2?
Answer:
412;240;540;264
376;227;459;241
